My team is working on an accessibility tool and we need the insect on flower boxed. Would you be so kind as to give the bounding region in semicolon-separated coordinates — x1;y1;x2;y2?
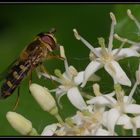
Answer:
0;28;61;108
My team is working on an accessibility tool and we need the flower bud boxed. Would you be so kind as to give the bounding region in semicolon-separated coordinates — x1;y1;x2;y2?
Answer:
29;83;57;115
6;111;38;135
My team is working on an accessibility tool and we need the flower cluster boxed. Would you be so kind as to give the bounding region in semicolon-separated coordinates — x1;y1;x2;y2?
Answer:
6;9;140;136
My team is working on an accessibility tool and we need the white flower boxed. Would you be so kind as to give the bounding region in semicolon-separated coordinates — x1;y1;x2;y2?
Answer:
87;83;116;108
94;127;113;136
41;123;59;136
73;12;139;88
41;109;112;136
87;82;140;135
40;46;99;110
117;115;140;136
87;92;116;107
6;111;38;135
6;9;140;136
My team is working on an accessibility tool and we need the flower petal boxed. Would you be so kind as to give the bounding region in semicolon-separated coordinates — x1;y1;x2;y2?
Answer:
123;96;135;104
81;61;102;87
104;60;131;86
134;115;140;128
107;108;120;134
74;71;84;85
102;111;109;127
88;74;101;82
117;114;130;125
130;45;140;52
95;128;113;136
56;91;66;109
122;116;140;129
72;113;82;125
123;121;133;129
124;104;140;114
113;48;140;60
41;123;58;136
86;93;116;106
55;85;67;108
67;87;87;110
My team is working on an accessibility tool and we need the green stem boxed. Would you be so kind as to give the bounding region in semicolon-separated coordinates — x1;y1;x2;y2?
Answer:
55;113;64;124
49;106;64;124
28;128;39;136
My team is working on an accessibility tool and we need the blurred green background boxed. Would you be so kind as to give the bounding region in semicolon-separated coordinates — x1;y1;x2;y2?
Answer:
0;4;140;135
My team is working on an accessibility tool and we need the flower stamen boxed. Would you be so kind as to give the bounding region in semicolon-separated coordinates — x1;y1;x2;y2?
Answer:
114;34;139;46
93;83;102;96
127;9;140;32
60;46;72;79
73;29;100;57
114;84;124;109
108;12;116;52
113;39;126;58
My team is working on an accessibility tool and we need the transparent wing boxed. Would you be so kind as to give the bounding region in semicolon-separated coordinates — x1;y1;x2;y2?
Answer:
0;58;18;81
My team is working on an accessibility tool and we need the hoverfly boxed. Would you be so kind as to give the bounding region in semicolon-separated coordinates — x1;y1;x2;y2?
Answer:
0;28;60;103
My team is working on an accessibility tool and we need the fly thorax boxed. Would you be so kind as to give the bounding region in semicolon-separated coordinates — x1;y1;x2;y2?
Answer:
41;44;49;58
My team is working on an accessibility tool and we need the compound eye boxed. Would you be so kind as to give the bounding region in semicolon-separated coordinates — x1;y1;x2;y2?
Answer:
38;31;59;50
38;33;56;50
42;35;54;44
43;35;57;50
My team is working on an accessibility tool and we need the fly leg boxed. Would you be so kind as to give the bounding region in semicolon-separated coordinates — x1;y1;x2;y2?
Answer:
28;70;33;86
36;64;57;87
46;53;64;61
13;86;20;111
27;70;33;96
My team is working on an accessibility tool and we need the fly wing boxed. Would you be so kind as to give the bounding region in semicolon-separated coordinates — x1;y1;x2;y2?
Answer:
0;58;19;81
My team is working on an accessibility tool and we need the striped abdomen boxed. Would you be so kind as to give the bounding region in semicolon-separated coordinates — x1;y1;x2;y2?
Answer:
0;60;32;99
